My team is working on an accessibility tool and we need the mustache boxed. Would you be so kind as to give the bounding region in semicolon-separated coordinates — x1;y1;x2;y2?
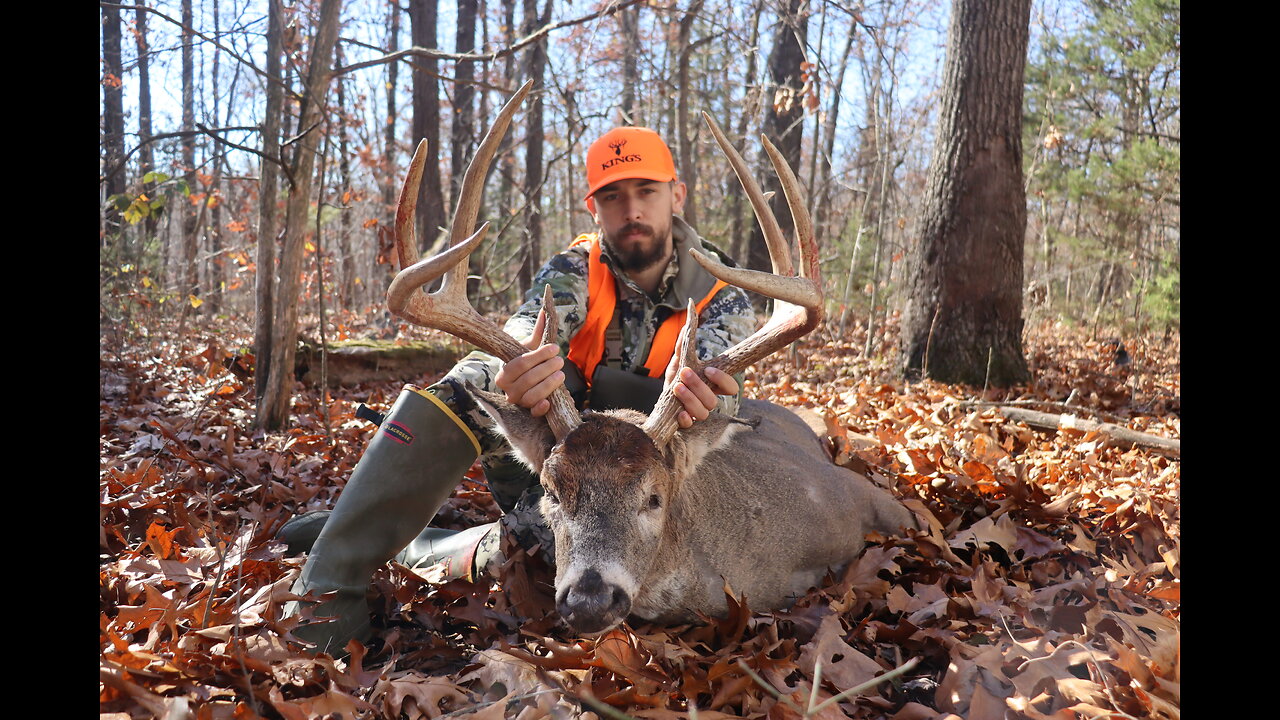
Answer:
618;222;654;237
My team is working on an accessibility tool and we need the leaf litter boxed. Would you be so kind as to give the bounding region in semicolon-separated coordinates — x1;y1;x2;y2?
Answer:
100;315;1179;718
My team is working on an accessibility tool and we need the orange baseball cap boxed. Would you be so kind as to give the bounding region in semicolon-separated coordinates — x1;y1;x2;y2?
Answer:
583;126;677;201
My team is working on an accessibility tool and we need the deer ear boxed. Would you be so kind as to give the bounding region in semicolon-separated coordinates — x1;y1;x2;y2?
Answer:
467;383;556;473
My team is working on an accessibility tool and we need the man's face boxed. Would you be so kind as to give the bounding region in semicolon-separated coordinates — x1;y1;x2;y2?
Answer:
590;178;687;273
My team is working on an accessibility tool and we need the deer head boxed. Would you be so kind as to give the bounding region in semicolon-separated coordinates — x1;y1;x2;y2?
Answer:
391;83;823;633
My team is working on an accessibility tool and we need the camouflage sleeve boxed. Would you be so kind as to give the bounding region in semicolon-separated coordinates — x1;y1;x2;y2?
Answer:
694;283;756;416
441;247;590;393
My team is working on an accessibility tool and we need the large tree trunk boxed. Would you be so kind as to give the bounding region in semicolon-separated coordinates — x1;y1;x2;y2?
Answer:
253;0;285;403
409;0;446;255
900;0;1031;386
101;2;125;239
258;0;343;430
517;0;550;296
747;0;808;275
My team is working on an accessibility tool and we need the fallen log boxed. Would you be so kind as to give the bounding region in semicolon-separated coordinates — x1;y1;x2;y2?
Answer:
993;406;1180;456
294;338;462;387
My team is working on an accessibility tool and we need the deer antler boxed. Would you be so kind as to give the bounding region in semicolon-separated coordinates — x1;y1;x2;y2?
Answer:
388;80;581;440
641;113;823;446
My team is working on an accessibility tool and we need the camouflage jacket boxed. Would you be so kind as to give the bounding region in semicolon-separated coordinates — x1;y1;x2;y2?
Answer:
441;216;755;423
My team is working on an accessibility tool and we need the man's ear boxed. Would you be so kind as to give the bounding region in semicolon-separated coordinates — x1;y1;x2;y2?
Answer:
466;382;556;473
670;180;687;215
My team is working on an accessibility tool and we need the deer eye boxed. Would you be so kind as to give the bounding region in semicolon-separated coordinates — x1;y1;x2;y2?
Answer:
646;493;662;511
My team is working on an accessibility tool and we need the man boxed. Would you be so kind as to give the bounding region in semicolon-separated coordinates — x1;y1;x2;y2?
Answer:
282;126;755;655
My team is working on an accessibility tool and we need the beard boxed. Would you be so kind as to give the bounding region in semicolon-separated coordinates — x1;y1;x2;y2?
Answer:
604;221;672;272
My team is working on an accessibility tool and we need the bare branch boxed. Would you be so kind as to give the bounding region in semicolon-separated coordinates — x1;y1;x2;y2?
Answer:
100;2;285;94
333;0;648;77
100;126;295;191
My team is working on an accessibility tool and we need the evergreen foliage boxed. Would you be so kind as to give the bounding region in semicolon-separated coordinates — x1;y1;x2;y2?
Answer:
1022;0;1179;330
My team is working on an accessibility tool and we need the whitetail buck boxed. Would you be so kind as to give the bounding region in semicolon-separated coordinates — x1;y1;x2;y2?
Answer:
389;81;917;634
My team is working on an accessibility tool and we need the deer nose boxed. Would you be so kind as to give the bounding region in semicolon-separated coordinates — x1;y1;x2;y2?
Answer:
557;568;631;633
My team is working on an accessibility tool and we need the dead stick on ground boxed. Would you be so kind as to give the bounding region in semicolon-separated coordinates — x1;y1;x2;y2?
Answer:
988;406;1180;456
960;398;1128;424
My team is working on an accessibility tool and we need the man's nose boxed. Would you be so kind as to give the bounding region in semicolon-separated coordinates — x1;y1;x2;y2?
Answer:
621;195;643;221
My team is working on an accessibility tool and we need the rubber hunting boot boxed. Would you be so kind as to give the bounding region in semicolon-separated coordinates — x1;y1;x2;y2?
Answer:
283;385;481;656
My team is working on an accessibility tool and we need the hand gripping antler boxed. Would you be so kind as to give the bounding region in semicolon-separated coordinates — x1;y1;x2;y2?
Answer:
388;80;582;440
641;113;823;446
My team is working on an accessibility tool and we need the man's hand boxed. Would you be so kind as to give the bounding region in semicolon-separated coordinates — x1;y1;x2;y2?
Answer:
494;307;565;418
672;366;738;429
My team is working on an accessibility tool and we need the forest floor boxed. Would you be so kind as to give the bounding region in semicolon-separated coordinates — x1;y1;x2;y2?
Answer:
100;311;1180;720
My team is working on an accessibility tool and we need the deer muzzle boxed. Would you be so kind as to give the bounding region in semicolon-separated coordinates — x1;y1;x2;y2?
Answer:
556;567;632;634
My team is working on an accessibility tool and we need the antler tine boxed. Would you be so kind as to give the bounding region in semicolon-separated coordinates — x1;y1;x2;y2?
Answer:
393;139;429;272
388;81;532;361
642;301;702;445
696;112;822;374
691;113;821;315
391;79;532;317
387;80;581;440
642;116;824;445
762;136;819;284
701;112;793;277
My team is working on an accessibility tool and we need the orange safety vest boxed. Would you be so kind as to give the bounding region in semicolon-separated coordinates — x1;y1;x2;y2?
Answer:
565;233;728;387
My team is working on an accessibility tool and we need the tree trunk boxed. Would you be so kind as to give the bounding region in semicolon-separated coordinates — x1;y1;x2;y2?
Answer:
727;0;765;265
133;4;158;265
383;2;400;209
258;0;343;431
380;0;402;309
675;0;705;229
180;0;199;312
101;2;125;238
253;0;285;403
496;0;519;303
451;0;478;203
336;43;355;309
747;0;809;275
619;7;641;123
900;0;1032;386
517;0;550;296
206;0;224;316
813;18;857;245
453;0;480;298
409;0;446;255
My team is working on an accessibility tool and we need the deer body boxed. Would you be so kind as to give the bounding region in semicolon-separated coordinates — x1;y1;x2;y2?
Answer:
647;399;914;620
476;394;917;632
